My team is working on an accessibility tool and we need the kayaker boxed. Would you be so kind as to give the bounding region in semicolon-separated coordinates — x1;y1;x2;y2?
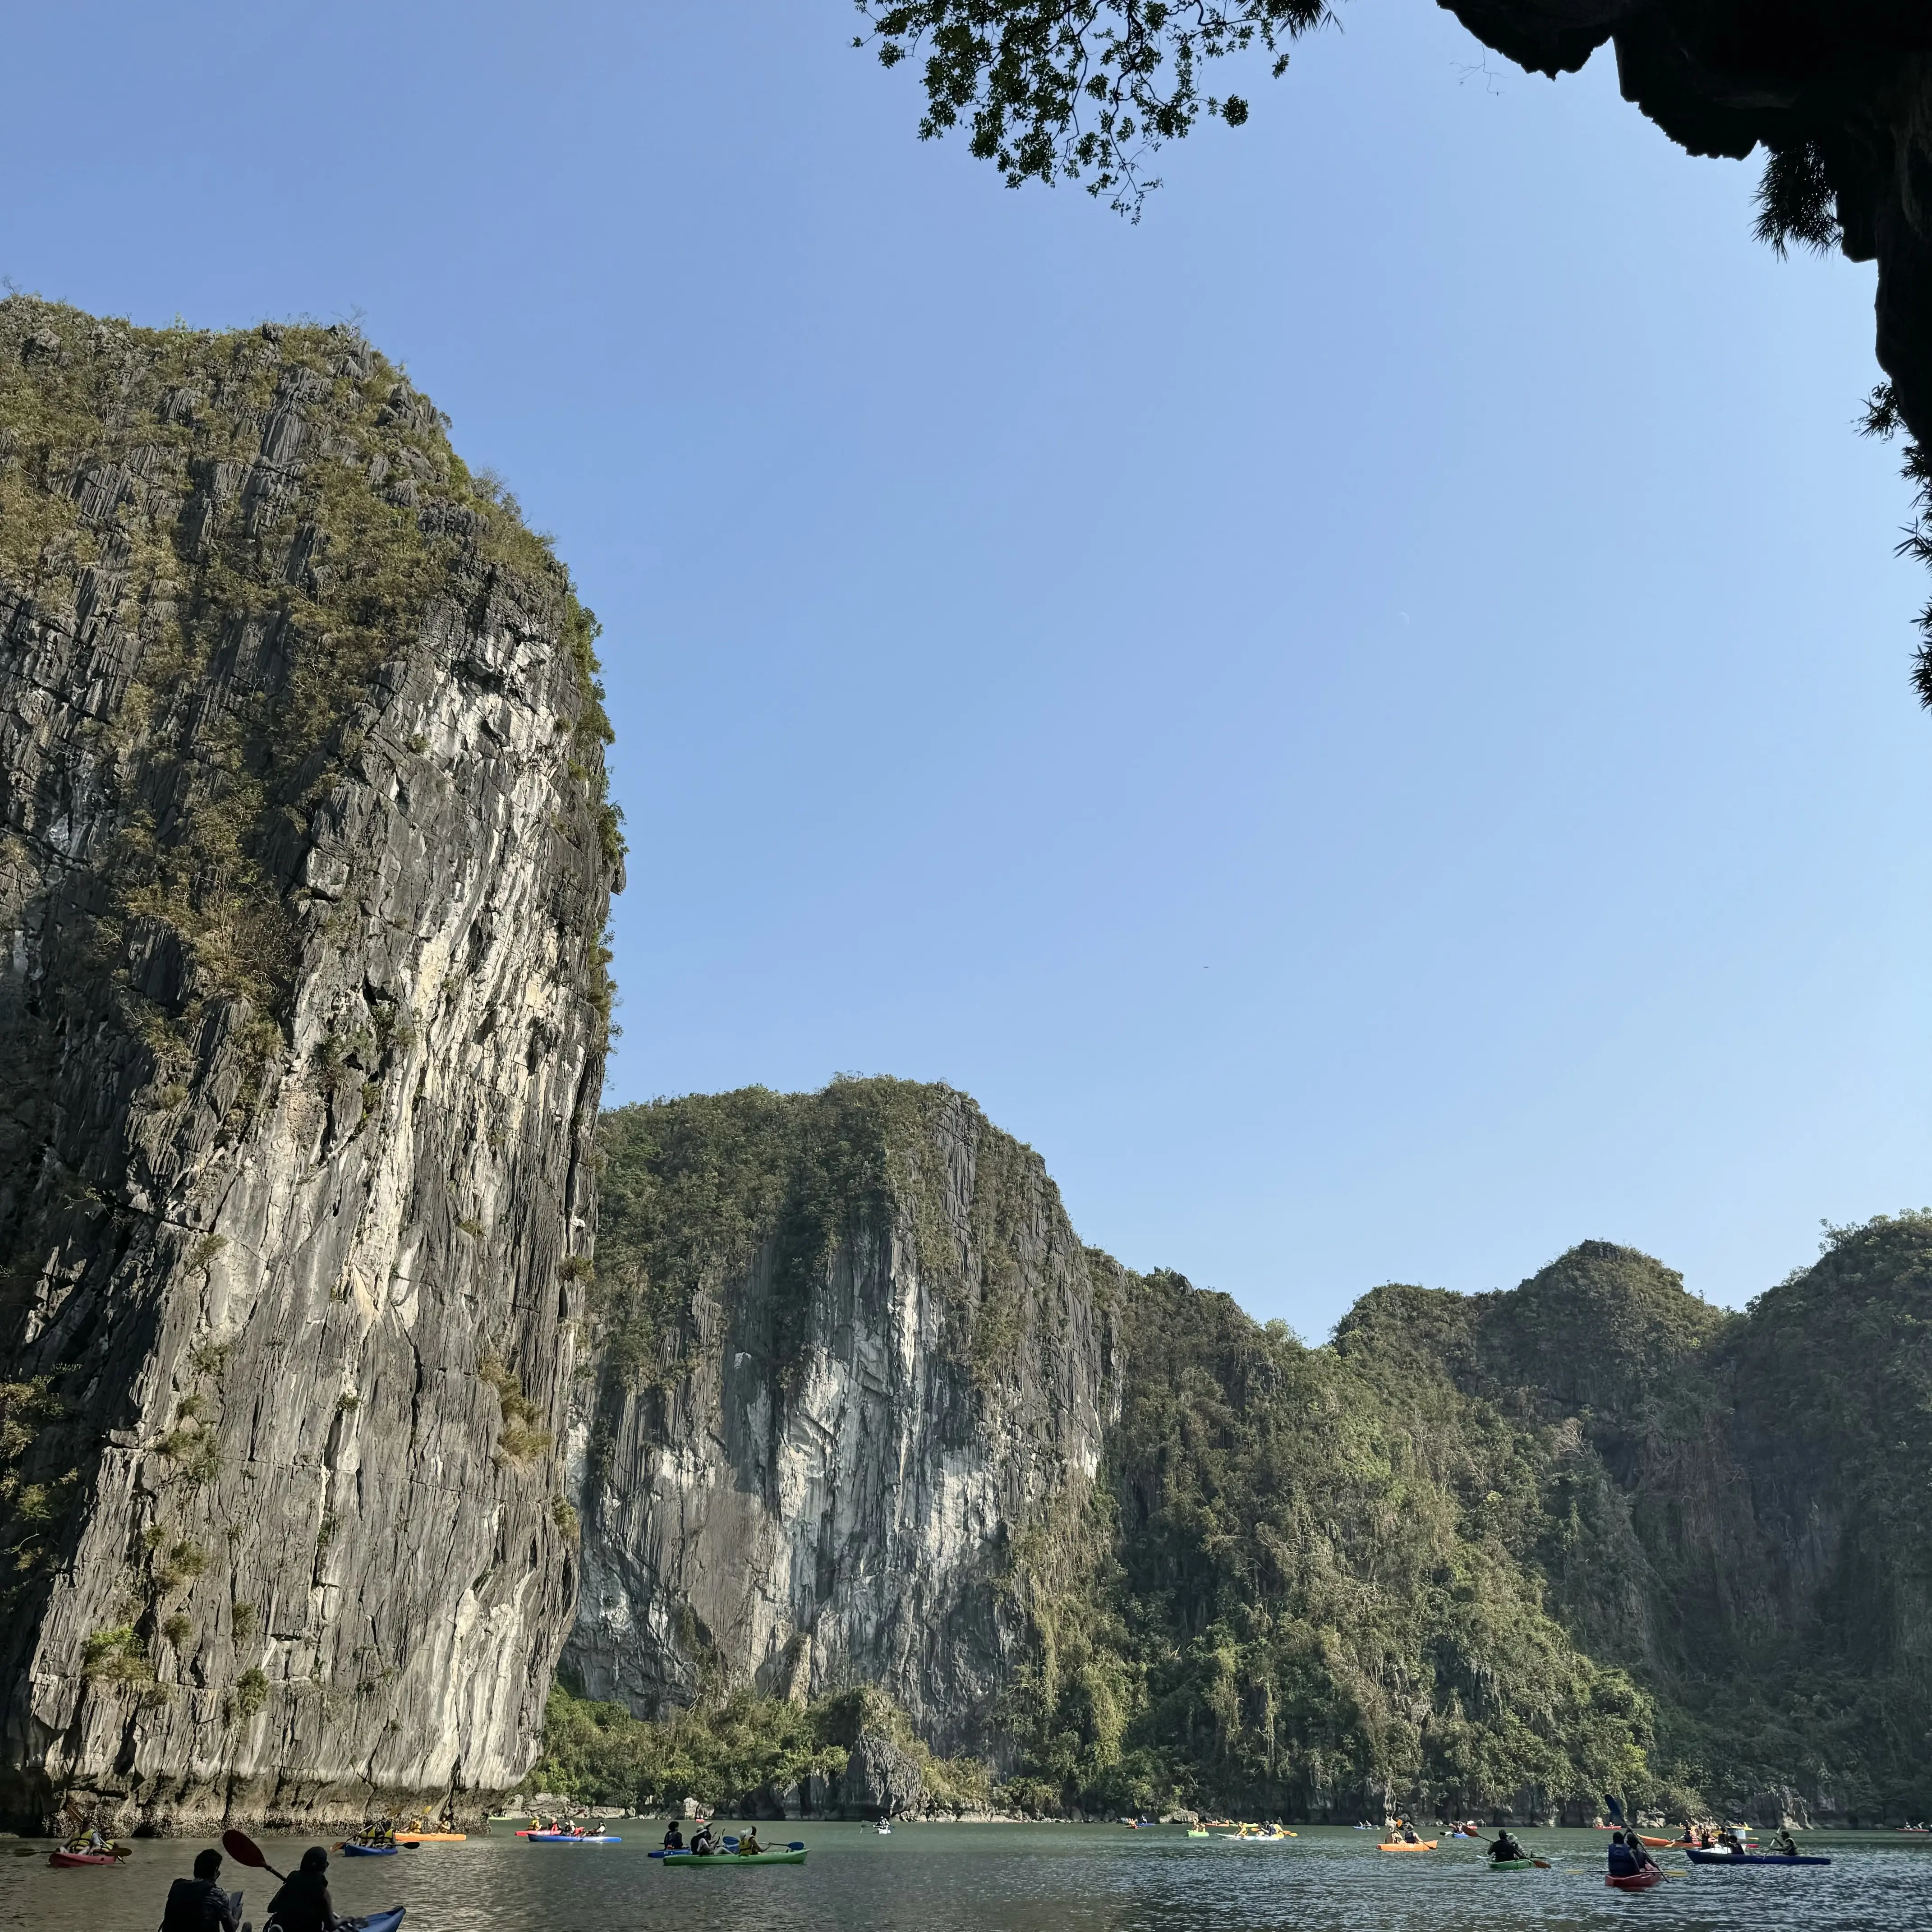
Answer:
1487;1828;1526;1864
1605;1832;1639;1878
738;1827;764;1856
1717;1828;1745;1857
1773;1827;1799;1857
1399;1825;1419;1845
266;1847;337;1932
162;1848;241;1932
690;1822;717;1857
662;1821;684;1851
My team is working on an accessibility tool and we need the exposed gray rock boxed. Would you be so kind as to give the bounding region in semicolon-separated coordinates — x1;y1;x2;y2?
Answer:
839;1731;923;1819
565;1085;1115;1757
0;299;617;1832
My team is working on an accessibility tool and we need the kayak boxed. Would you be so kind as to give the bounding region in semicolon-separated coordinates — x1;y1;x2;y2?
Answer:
1377;1840;1436;1851
1607;1868;1665;1891
1595;1827;1674;1848
527;1833;621;1844
1685;1849;1830;1865
343;1913;405;1932
342;1843;398;1857
662;1849;806;1867
49;1851;121;1867
1489;1858;1537;1871
393;1833;465;1843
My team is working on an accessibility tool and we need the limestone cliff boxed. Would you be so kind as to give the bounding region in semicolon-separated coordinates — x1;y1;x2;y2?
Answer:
0;299;619;1831
565;1081;1114;1757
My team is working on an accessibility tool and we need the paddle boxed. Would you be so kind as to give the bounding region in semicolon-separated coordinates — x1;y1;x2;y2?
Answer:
221;1830;286;1881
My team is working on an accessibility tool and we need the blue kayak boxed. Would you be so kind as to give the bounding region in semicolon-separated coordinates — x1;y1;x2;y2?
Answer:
1685;1849;1830;1866
344;1914;405;1932
341;1844;398;1858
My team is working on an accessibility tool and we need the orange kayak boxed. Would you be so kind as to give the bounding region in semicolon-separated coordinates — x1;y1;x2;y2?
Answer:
1377;1840;1436;1851
394;1833;466;1843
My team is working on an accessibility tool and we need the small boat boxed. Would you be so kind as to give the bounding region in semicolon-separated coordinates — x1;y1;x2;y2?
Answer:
1377;1840;1436;1851
49;1851;122;1868
527;1832;621;1844
1606;1868;1665;1891
342;1842;398;1858
1186;1828;1209;1838
343;1913;405;1932
1684;1849;1830;1866
393;1833;466;1844
1488;1858;1537;1871
662;1848;806;1867
875;1822;892;1835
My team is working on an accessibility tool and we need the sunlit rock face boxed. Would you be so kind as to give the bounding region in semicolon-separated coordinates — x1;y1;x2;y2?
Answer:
565;1084;1116;1759
0;300;618;1832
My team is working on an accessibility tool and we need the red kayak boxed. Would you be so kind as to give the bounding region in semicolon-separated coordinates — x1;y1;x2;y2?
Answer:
1606;1868;1664;1891
50;1852;121;1868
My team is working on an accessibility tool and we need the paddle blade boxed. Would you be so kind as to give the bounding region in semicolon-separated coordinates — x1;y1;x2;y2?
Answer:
222;1831;267;1869
1534;1859;1551;1868
788;1841;805;1850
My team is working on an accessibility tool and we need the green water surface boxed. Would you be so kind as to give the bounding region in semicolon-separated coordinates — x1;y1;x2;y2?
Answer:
3;1823;1925;1932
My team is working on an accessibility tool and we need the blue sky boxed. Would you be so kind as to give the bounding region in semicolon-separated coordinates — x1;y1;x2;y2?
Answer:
5;1;1924;1334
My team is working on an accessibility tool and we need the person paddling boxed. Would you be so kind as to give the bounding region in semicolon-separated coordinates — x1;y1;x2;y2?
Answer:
1487;1828;1526;1864
662;1820;685;1851
266;1847;337;1932
737;1827;764;1857
162;1848;241;1932
1773;1827;1799;1857
690;1821;717;1857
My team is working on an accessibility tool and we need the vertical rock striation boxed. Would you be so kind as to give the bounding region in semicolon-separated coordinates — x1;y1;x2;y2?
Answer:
0;299;619;1831
566;1081;1114;1757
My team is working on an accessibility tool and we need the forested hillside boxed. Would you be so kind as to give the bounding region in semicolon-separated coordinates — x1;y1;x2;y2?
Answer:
552;1079;1932;1825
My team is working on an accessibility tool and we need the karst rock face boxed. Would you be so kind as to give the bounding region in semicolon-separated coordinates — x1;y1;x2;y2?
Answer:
1439;1;1932;437
0;299;619;1831
565;1084;1115;1757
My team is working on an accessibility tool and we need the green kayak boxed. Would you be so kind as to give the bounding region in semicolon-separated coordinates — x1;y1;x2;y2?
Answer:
1488;1858;1536;1871
662;1850;806;1867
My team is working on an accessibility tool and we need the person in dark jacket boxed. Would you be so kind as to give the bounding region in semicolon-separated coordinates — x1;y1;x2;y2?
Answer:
662;1820;685;1851
1487;1828;1527;1864
162;1849;241;1932
266;1847;336;1932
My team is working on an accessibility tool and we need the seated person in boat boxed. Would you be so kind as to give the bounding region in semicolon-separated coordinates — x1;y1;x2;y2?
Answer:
690;1822;717;1856
1772;1828;1799;1857
162;1847;241;1932
267;1847;337;1932
1398;1825;1419;1844
662;1820;685;1851
1716;1829;1745;1856
1487;1828;1527;1863
738;1828;764;1856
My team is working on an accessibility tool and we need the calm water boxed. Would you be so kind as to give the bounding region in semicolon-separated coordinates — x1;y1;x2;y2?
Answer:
5;1823;1930;1932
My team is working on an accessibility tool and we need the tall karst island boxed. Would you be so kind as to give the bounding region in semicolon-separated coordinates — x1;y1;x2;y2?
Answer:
5;299;1932;1836
0;299;620;1830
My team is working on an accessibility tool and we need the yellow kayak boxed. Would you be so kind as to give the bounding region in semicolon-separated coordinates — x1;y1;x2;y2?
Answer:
394;1833;466;1844
1378;1840;1436;1851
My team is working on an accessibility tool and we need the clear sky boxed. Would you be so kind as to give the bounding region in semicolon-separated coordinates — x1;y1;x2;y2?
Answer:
5;1;1924;1335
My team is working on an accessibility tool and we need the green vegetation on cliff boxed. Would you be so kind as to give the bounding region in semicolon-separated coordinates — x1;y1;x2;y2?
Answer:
588;1081;1932;1823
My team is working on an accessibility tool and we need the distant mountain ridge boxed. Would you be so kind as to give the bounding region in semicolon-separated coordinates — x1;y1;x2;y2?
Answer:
571;1079;1931;1823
